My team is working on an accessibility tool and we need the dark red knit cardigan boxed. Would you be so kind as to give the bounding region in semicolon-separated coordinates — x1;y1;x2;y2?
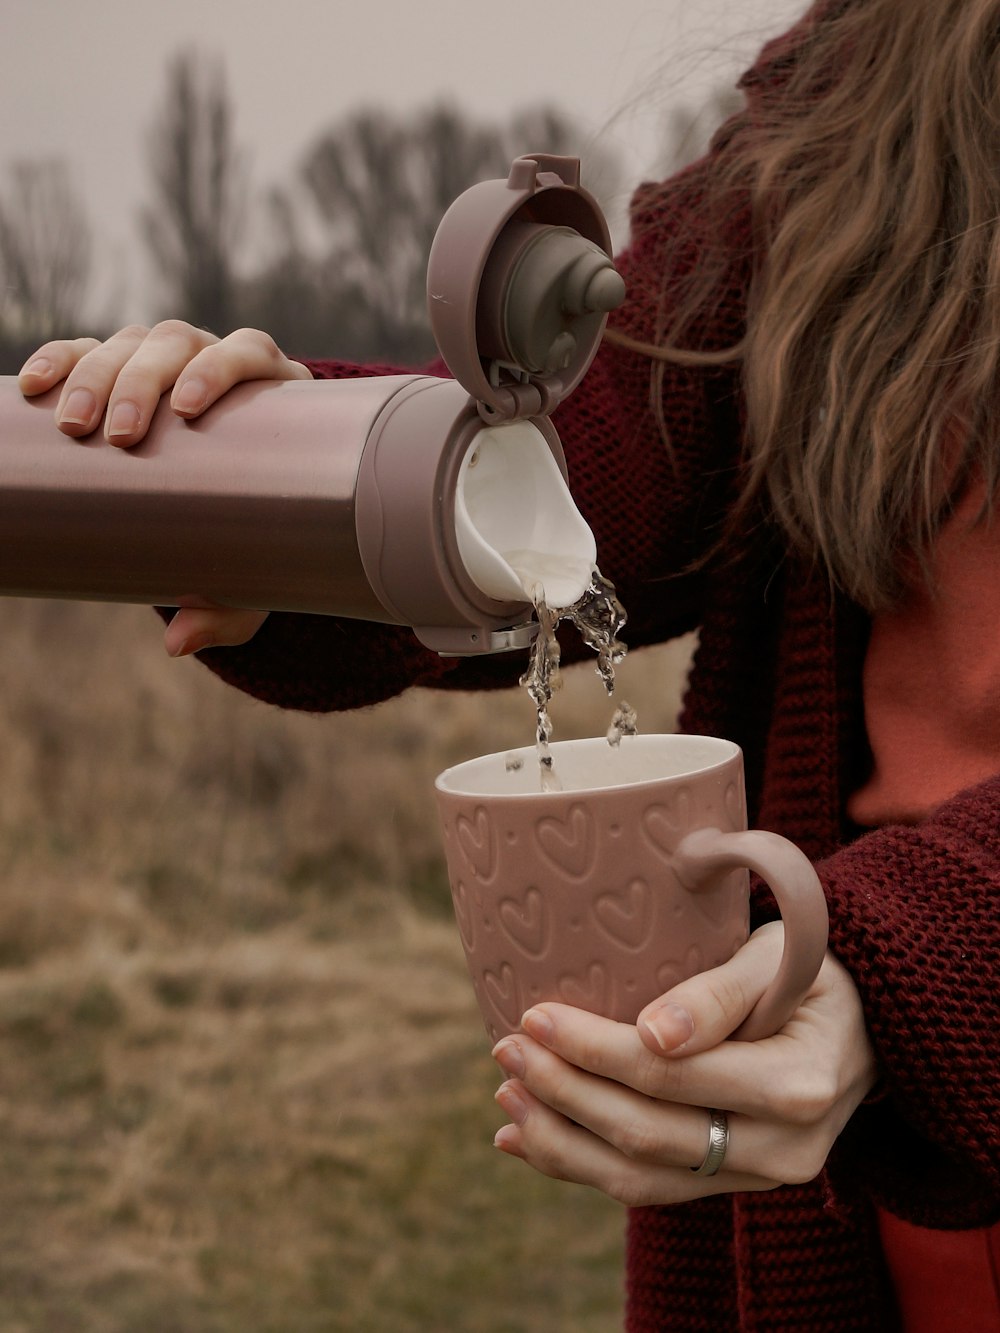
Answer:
184;150;1000;1333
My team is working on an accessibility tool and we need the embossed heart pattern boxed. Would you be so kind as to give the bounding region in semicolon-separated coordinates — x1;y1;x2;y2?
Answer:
435;735;828;1043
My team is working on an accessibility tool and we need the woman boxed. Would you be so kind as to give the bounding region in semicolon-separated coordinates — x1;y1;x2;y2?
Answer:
19;1;1000;1326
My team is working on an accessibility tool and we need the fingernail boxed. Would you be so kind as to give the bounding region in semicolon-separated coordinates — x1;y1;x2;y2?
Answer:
168;632;213;658
494;1125;524;1157
495;1082;529;1126
20;357;52;379
107;401;141;439
59;387;97;428
492;1038;525;1080
642;1003;694;1052
173;378;207;415
521;1008;555;1045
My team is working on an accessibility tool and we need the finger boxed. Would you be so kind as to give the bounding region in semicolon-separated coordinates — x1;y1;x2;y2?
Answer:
520;1004;694;1102
50;325;155;437
638;921;787;1056
518;1000;799;1120
496;1036;833;1184
18;337;103;397
495;1034;724;1169
164;607;269;657
100;320;220;446
169;327;312;420
493;1082;775;1207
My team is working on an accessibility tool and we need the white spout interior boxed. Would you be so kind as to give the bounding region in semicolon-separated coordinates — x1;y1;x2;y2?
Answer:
453;421;596;609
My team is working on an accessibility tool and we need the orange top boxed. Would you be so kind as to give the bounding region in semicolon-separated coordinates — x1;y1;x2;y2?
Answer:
848;482;1000;826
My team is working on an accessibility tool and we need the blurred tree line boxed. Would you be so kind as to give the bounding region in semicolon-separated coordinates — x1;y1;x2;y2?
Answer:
0;52;611;372
0;50;739;374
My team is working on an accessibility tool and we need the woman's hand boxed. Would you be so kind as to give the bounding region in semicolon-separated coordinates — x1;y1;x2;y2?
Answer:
19;321;313;655
491;923;879;1207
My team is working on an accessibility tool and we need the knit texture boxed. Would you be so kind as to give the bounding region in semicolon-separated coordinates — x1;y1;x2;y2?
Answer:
178;78;1000;1333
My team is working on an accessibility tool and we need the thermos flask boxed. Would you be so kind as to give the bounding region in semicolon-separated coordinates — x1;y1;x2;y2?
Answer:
0;155;625;655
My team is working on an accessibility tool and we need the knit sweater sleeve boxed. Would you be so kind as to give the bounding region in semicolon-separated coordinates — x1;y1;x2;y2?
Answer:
817;776;1000;1228
182;160;749;712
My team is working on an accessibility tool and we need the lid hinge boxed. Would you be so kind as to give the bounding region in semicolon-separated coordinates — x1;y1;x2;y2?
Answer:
477;366;562;423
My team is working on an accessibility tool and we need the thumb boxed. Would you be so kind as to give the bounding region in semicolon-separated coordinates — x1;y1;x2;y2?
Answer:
164;607;269;656
637;921;785;1056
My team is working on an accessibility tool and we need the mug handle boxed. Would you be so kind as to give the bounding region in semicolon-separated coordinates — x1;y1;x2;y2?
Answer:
672;827;829;1041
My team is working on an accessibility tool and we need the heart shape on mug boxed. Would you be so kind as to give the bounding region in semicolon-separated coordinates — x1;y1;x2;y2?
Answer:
692;867;749;931
641;791;692;861
557;961;610;1013
535;804;595;880
656;942;706;994
483;963;521;1028
724;778;744;832
456;805;496;882
498;887;549;959
593;878;654;951
451;879;476;951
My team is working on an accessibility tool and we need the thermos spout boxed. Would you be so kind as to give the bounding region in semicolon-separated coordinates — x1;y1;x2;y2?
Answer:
452;419;596;610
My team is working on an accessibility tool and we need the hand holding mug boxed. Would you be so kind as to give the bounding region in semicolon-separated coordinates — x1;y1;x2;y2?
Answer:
435;733;877;1204
489;928;879;1206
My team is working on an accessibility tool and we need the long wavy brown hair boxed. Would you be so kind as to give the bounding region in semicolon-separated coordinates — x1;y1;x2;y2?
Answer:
613;0;1000;610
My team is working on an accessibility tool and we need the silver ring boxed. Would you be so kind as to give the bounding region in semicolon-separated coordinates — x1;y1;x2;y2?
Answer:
691;1109;730;1177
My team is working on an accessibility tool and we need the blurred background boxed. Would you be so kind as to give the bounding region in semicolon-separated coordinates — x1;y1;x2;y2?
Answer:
0;2;800;1329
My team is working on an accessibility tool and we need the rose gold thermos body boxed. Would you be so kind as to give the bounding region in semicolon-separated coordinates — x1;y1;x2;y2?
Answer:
0;373;562;654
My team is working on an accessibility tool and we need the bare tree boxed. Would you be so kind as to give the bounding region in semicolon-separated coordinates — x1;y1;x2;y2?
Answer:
0;159;91;348
141;50;246;333
255;103;622;364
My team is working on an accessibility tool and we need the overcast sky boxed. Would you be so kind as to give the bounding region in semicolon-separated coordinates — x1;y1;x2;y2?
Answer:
1;0;805;323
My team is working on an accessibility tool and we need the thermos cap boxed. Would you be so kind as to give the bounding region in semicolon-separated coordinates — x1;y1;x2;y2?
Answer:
426;155;625;424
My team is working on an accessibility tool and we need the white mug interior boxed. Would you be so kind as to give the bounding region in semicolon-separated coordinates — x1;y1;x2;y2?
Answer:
435;733;741;798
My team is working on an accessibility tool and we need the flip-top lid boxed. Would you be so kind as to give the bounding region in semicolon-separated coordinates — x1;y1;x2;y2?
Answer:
426;155;626;422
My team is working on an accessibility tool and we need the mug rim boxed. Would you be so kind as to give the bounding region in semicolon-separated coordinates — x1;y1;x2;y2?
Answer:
435;732;742;799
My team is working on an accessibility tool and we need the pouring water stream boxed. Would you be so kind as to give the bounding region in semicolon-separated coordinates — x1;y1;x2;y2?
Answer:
516;567;636;791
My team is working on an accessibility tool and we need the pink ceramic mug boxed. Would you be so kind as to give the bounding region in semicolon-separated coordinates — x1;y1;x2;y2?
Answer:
435;734;828;1044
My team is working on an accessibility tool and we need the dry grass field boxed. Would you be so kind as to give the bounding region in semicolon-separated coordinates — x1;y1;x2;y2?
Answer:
0;598;693;1332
